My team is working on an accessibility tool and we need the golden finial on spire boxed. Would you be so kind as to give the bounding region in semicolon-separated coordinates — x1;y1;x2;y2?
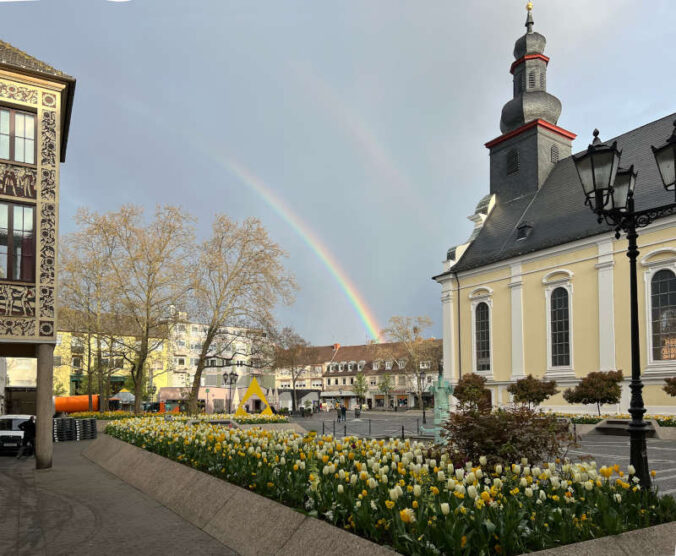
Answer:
526;1;533;11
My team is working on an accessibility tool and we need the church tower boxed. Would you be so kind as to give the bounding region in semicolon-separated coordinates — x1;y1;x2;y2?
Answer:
486;4;575;200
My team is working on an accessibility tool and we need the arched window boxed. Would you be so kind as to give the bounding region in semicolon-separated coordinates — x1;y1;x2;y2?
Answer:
528;71;536;89
651;269;676;361
475;302;491;371
507;149;519;175
550;287;570;367
551;144;559;164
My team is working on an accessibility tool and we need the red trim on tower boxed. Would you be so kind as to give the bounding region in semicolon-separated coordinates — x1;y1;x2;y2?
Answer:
510;54;550;74
485;119;577;149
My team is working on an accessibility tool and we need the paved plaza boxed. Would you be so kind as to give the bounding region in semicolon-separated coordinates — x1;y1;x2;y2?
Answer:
0;442;236;556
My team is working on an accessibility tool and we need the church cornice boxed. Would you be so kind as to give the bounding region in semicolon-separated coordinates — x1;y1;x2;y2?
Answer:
510;53;550;74
485;119;576;149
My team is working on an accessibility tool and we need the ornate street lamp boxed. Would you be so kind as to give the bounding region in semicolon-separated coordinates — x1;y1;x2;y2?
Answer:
573;121;676;488
224;370;238;414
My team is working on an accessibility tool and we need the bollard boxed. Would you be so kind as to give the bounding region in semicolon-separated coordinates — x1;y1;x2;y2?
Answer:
417;418;420;435
344;423;347;438
333;420;336;437
401;425;405;440
368;419;372;436
322;421;325;435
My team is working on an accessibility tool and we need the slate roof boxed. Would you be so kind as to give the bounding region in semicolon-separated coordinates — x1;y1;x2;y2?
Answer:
0;39;73;80
447;112;676;274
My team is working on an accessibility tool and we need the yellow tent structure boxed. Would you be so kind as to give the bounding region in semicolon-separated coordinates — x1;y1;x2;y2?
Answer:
234;377;273;417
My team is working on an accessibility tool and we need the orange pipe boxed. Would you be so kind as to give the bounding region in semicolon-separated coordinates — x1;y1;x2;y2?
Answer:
54;395;99;413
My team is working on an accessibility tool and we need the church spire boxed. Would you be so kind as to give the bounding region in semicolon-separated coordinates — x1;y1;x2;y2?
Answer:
525;2;534;33
499;3;562;134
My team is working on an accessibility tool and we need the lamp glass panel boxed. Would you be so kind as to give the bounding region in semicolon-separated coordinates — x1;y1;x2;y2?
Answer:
654;144;676;189
612;171;634;211
591;149;617;192
574;154;595;195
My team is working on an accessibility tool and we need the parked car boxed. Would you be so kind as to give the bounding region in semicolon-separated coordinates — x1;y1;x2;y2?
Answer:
0;414;32;454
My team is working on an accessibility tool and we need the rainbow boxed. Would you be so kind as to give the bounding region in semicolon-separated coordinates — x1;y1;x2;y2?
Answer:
101;89;382;341
221;158;382;342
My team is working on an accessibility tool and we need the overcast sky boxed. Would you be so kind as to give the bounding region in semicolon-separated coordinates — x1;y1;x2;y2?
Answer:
2;0;674;346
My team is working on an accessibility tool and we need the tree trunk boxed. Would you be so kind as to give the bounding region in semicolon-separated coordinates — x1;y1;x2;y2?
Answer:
87;332;93;411
291;377;297;413
96;336;103;412
133;339;149;414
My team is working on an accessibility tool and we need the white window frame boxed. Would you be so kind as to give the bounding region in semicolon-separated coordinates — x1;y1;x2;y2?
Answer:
642;249;676;374
469;287;493;376
543;269;575;377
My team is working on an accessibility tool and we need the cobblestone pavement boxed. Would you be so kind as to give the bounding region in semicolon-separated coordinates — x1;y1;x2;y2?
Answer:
570;435;676;496
0;441;237;556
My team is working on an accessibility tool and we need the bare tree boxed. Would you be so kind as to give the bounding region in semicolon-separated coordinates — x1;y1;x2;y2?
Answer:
59;220;116;411
185;216;295;414
378;373;394;409
78;205;194;413
272;328;314;413
379;316;441;424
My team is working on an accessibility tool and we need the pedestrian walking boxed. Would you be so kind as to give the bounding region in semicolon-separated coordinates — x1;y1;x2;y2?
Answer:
340;404;347;423
17;416;35;459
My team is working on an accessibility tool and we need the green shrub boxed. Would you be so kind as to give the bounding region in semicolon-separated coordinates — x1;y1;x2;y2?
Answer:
453;373;491;412
563;371;623;416
507;374;558;408
440;406;573;467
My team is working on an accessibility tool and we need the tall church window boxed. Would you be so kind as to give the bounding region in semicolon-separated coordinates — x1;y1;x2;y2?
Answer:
550;287;570;367
528;71;536;89
651;269;676;361
507;149;519;175
475;302;491;371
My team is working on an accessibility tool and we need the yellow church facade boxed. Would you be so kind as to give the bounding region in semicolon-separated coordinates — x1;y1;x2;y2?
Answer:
435;10;676;414
438;220;676;413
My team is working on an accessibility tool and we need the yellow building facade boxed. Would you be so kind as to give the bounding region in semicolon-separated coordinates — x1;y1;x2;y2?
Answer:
435;12;676;414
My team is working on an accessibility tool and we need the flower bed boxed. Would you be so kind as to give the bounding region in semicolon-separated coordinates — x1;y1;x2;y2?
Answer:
69;411;288;424
106;418;676;555
70;411;149;420
553;413;676;427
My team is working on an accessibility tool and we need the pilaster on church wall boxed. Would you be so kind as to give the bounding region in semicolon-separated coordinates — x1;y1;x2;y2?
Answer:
0;70;61;344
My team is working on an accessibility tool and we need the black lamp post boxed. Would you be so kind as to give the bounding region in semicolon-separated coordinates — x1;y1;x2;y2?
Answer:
573;122;676;488
224;370;238;414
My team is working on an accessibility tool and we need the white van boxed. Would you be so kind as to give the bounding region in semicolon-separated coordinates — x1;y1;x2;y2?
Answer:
0;414;32;453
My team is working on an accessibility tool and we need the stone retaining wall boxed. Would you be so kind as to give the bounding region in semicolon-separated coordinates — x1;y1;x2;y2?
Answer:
83;434;396;556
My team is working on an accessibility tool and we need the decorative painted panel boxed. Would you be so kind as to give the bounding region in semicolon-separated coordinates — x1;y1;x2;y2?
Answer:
39;286;54;318
40;110;56;168
0;318;35;336
39;202;56;286
40;168;55;201
0;163;37;199
0;83;37;105
0;284;36;317
41;93;56;108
